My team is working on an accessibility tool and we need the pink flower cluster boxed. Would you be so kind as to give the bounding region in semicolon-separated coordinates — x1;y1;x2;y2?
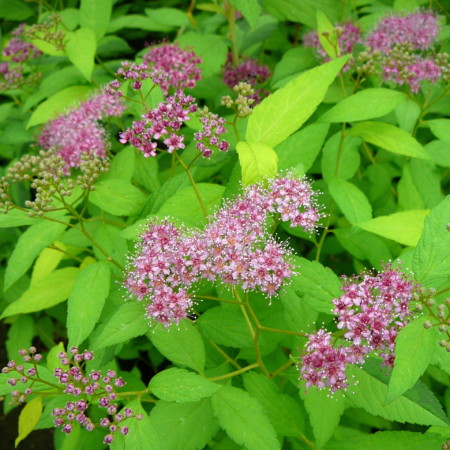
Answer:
223;53;270;102
105;43;202;96
194;112;229;157
125;175;321;327
300;264;417;393
304;21;361;70
366;11;439;54
119;90;198;157
39;92;125;171
365;10;447;93
2;23;42;63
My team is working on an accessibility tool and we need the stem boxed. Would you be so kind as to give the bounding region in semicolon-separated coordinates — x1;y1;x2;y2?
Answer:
436;285;450;296
209;363;259;381
49;244;83;263
192;295;239;304
208;340;241;370
270;359;294;378
315;203;334;263
174;151;207;216
224;1;239;66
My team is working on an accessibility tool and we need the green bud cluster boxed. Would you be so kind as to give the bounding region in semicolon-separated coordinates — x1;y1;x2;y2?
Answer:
220;82;256;118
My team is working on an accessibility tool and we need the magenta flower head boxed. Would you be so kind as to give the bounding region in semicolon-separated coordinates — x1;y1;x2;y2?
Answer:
299;263;419;393
124;174;322;327
38;92;124;171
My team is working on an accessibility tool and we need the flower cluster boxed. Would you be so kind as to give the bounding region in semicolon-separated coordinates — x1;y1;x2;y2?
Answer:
221;82;257;118
300;264;418;393
0;23;42;91
23;13;65;51
304;21;361;70
223;53;270;103
106;43;202;96
1;348;141;446
124;175;322;326
194;109;229;157
39;92;125;170
119;90;198;157
361;10;449;93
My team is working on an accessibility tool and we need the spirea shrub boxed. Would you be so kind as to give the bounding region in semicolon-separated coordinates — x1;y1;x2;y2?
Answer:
0;1;449;450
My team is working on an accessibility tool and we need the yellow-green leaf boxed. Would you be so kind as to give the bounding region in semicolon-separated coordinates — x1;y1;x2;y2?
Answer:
15;397;43;447
64;28;97;81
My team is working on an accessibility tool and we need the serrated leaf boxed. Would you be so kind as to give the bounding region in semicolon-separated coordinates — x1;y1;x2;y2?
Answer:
349;122;430;160
328;178;372;224
150;398;218;450
246;56;349;147
155;183;225;227
211;386;280;450
320;89;406;122
386;317;436;403
345;359;450;428
4;219;67;290
111;399;161;450
300;387;346;447
79;0;112;41
197;307;253;348
31;244;65;285
243;372;305;437
67;261;111;348
27;86;93;128
412;197;450;287
290;256;342;313
64;28;97;81
89;179;147;216
15;397;43;447
149;368;219;402
236;141;278;186
1;268;79;318
148;320;205;373
351;431;444;450
356;210;430;247
90;302;148;350
229;0;261;28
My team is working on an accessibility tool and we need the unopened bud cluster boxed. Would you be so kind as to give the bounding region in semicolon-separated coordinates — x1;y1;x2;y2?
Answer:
23;14;66;51
300;264;418;393
422;296;450;352
2;348;141;446
105;43;202;96
221;82;256;118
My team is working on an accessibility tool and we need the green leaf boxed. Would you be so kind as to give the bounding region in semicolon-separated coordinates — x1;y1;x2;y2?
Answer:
15;397;43;447
290;256;342;313
67;261;111;348
111;399;161;450
300;388;346;447
47;342;66;372
316;10;339;58
349;122;430;160
229;0;261;28
275;123;329;173
246;56;349;147
105;147;136;182
6;316;34;360
0;0;33;20
60;8;80;31
30;38;65;56
5;220;67;290
0;210;41;228
92;223;128;268
149;368;219;403
31;244;65;285
145;8;189;28
395;99;421;133
346;359;450;428
211;386;280;450
236;141;278;186
64;28;97;81
350;431;444;450
426;119;450;144
320;89;406;122
90;302;148;350
321;132;361;182
89;179;147;216
271;48;317;86
133;151;160;192
398;164;425;210
176;32;228;78
79;0;112;41
386;317;436;403
1;268;79;318
243;372;305;437
27;86;92;128
108;15;173;33
149;320;205;372
412;197;450;287
425;140;450;167
197;307;253;348
356;210;430;247
150;399;218;450
155;183;225;227
328;178;372;224
0;364;54;396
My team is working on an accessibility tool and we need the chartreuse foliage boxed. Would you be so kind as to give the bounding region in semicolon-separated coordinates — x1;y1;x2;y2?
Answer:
0;1;449;449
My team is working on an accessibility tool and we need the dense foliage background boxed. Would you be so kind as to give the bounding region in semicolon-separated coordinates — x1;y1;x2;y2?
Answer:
0;0;449;449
